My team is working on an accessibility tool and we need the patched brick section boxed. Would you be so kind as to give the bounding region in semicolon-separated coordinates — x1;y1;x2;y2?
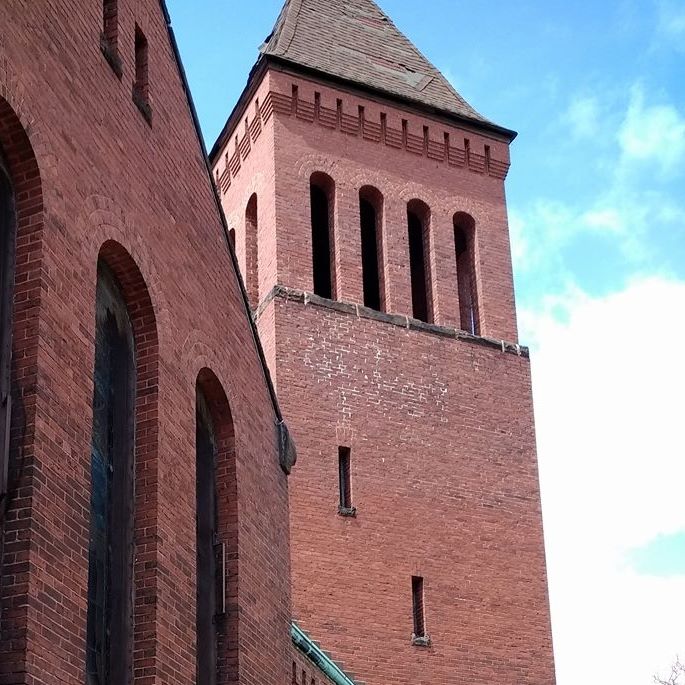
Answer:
0;3;291;685
279;298;555;685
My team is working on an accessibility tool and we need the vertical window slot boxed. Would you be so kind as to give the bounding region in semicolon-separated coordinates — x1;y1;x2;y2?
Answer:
133;26;151;122
412;576;427;641
338;447;354;515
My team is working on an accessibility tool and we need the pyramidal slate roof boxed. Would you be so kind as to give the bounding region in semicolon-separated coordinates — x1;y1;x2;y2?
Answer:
261;0;494;129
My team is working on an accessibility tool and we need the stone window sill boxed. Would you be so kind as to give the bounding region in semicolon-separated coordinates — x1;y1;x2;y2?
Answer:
411;634;431;647
338;506;357;518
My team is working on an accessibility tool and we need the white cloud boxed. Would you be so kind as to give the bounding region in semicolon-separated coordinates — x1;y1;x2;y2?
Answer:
523;278;685;685
565;96;601;139
618;86;685;173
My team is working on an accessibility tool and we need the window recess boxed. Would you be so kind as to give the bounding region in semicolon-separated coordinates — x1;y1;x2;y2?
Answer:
338;446;355;517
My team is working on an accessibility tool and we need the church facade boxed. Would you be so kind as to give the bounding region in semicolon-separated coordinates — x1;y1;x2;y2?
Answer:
0;1;555;684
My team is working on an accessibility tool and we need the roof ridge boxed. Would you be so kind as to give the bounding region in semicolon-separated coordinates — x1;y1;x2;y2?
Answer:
257;0;502;130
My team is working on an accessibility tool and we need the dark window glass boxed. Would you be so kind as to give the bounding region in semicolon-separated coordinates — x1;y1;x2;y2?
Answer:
0;156;15;512
86;262;135;685
196;387;220;685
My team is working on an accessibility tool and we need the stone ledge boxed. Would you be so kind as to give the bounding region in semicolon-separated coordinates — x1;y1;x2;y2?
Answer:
255;285;529;359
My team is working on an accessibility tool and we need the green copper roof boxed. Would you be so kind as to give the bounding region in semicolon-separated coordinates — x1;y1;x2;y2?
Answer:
291;622;359;685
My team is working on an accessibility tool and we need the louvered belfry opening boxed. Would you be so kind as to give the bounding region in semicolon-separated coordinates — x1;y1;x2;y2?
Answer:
411;576;426;638
453;212;479;335
0;152;15;519
196;385;219;685
359;186;385;312
407;200;432;323
87;261;136;685
310;173;335;299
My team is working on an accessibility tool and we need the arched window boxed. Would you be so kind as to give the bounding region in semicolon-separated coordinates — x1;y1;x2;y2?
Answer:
0;153;16;512
245;194;259;307
359;186;385;312
407;200;432;323
453;212;479;335
87;260;135;684
196;369;238;684
310;173;335;299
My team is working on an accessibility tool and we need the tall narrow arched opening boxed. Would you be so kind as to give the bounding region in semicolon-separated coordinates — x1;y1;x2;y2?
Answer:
87;241;159;685
453;212;479;335
195;368;238;685
87;260;136;684
359;186;385;312
245;194;259;307
310;172;336;299
407;200;433;323
0;97;44;651
0;152;16;521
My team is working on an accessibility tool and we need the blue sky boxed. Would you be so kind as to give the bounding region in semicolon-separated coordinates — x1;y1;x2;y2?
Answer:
167;1;685;683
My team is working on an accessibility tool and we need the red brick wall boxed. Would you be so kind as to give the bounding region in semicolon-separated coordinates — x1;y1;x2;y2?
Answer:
215;65;554;685
0;3;291;684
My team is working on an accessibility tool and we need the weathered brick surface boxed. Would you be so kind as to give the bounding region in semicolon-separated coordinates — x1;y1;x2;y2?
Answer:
217;64;555;684
0;3;291;684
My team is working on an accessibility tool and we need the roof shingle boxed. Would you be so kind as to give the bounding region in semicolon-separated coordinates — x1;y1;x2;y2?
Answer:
262;0;494;127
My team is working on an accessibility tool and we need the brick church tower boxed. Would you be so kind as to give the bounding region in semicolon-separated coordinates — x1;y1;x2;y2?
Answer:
212;1;556;683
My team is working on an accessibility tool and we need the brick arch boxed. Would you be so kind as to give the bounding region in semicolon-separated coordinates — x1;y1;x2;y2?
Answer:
293;154;338;181
96;239;160;684
0;94;45;678
195;367;239;684
78;195;172;336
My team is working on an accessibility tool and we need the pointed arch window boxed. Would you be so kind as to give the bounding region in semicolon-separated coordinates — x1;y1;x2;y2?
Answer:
196;370;238;684
359;186;385;312
86;261;135;685
0;154;16;513
407;200;432;323
453;213;479;335
310;173;336;299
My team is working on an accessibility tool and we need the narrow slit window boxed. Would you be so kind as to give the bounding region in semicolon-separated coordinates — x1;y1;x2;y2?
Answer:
454;213;479;335
310;173;335;299
133;26;151;122
0;155;16;512
228;228;236;248
338;446;352;513
412;576;426;639
407;201;432;323
245;194;259;307
359;187;384;312
100;0;122;75
196;388;219;685
86;261;135;685
102;0;118;50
